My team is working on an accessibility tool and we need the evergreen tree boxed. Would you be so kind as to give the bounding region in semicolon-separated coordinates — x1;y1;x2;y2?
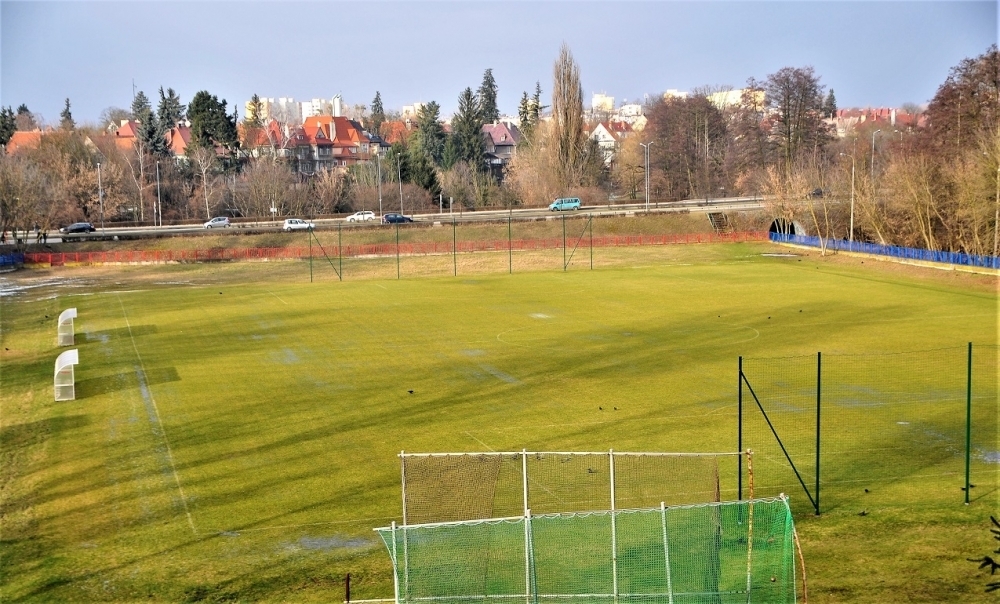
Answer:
139;108;168;157
131;91;152;122
0;106;15;147
478;68;499;124
157;87;186;131
407;145;441;197
59;98;75;130
188;90;240;158
15;104;37;130
371;91;386;134
412;101;445;165
823;89;838;119
245;94;264;128
441;135;459;170
452;87;485;168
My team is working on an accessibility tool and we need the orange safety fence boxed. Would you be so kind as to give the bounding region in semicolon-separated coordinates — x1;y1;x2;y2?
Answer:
25;231;768;266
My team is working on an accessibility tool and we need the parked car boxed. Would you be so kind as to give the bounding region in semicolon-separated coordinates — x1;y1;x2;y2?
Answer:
59;222;96;234
346;211;376;222
283;218;314;232
204;216;230;229
382;213;414;224
549;197;582;211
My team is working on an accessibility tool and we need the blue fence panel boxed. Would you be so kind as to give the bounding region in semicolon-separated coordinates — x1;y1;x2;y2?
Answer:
0;253;25;268
769;233;1000;269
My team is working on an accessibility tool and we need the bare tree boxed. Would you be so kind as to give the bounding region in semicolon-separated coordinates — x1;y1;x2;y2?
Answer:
189;146;218;219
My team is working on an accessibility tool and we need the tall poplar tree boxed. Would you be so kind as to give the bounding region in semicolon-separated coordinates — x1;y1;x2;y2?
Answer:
552;45;589;185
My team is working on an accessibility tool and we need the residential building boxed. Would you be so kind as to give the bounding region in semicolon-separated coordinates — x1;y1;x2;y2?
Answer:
482;121;521;170
589;121;633;165
592;93;615;113
4;130;43;155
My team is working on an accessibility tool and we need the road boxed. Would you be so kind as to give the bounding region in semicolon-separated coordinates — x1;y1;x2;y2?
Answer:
54;195;768;243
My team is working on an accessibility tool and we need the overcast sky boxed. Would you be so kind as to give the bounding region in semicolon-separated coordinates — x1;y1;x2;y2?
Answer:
1;1;996;126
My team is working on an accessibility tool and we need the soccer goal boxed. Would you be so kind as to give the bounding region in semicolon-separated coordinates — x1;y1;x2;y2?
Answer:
399;450;743;526
376;495;797;604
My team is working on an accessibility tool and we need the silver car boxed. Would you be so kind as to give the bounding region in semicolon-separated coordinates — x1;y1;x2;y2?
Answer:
283;218;314;232
204;216;230;229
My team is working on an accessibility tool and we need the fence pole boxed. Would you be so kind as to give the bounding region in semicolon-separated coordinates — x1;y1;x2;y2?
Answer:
453;217;457;277
815;351;822;515
562;214;567;271
965;342;972;505
309;229;313;283
396;223;400;280
738;356;743;501
609;449;619;602
508;212;513;274
590;214;594;270
391;521;400;604
338;222;343;281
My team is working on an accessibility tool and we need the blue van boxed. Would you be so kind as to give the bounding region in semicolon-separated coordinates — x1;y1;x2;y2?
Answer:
549;197;582;211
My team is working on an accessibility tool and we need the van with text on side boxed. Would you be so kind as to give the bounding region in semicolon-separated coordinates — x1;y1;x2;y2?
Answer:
549;197;581;211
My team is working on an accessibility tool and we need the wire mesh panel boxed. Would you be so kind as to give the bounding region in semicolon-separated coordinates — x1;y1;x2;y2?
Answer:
741;345;997;513
376;497;797;604
401;452;733;525
740;355;819;512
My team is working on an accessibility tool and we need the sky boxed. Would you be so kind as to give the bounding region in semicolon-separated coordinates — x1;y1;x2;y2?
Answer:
1;0;996;126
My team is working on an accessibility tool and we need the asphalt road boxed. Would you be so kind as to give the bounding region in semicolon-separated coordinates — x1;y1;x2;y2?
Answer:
51;196;769;243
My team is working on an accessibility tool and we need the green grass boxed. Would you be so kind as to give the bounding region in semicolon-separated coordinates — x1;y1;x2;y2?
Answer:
1;242;997;602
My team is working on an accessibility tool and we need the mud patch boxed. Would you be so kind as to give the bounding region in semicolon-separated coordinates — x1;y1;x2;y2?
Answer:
297;535;371;551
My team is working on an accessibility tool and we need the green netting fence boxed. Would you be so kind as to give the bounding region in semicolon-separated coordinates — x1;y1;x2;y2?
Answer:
400;452;740;526
739;344;999;515
376;497;797;604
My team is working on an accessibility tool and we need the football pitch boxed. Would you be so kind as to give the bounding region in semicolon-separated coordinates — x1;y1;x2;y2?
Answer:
1;242;997;602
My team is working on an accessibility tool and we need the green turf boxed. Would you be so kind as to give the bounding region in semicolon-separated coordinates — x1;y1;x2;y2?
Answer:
1;242;997;602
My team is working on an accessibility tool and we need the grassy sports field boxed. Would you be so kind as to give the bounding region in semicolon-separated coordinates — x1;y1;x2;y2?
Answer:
1;240;997;602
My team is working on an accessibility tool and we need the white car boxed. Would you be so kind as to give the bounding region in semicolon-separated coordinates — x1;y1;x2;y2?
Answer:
346;211;375;222
204;216;230;229
283;218;314;232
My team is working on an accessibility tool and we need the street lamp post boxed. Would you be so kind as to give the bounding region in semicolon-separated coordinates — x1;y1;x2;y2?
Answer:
871;129;881;181
639;141;654;211
97;162;105;232
155;161;162;227
840;153;856;242
376;152;383;218
397;154;403;215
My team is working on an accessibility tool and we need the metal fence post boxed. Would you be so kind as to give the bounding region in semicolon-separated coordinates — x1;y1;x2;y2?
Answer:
309;228;313;283
738;356;743;501
816;351;822;515
453;217;457;277
965;342;972;505
509;213;513;274
396;223;400;280
562;214;567;271
338;222;343;281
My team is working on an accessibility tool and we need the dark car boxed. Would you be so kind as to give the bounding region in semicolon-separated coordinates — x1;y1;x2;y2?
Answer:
60;222;96;234
382;213;414;224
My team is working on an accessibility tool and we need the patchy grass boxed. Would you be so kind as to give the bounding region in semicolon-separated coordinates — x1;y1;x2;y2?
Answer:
0;242;996;602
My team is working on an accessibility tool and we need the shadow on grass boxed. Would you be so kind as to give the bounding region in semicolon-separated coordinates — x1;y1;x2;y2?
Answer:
84;323;159;342
76;366;180;398
0;414;90;449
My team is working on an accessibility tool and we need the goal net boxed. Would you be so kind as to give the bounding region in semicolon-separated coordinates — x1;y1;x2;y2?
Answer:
376;496;797;604
400;451;736;526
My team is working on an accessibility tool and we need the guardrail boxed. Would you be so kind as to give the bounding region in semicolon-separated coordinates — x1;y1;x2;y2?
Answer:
770;232;1000;269
24;232;768;266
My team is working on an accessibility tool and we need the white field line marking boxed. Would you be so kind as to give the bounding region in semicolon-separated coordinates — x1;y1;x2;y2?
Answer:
266;290;288;305
464;432;496;451
117;294;197;535
205;516;398;534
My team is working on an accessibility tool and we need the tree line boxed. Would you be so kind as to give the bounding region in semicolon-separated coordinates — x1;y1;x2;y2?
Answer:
1;44;997;256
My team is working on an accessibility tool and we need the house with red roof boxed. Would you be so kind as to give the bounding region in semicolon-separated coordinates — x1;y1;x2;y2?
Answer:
482;121;521;167
5;130;43;155
589;121;633;165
